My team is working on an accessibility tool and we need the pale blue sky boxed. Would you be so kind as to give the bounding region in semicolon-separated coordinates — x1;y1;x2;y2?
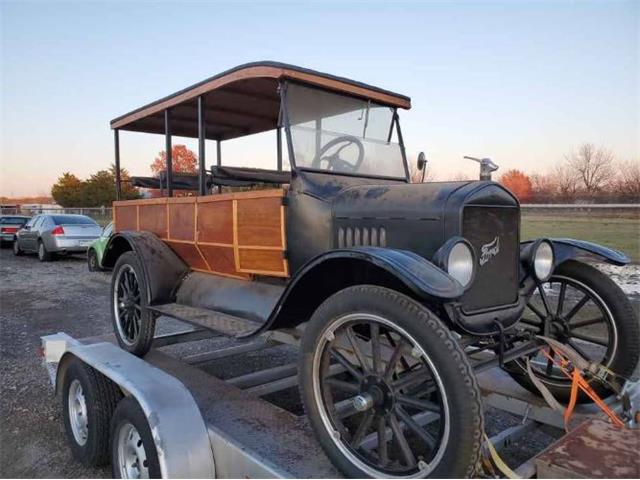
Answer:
1;0;638;196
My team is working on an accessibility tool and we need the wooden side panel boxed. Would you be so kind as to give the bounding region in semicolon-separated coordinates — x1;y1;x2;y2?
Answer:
197;201;233;244
115;205;137;231
168;201;195;241
198;245;248;278
166;241;208;270
237;197;283;247
112;188;289;279
139;204;168;238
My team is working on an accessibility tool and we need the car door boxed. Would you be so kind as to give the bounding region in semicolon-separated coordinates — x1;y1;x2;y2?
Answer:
20;216;39;251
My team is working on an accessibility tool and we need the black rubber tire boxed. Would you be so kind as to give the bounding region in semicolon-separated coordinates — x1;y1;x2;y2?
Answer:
13;239;23;256
506;260;639;402
110;397;161;479
110;251;156;357
61;358;122;467
299;285;483;479
38;240;52;262
87;249;100;272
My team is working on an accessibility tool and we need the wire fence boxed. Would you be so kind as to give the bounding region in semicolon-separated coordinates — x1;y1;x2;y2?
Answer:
0;206;113;226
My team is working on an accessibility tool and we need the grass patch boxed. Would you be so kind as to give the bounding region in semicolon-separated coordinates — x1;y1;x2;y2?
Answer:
522;214;640;263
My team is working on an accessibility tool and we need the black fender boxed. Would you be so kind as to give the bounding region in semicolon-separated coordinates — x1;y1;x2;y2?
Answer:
256;246;464;333
521;238;630;267
102;231;189;305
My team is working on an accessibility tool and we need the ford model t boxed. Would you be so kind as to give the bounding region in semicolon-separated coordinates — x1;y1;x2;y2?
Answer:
98;62;637;478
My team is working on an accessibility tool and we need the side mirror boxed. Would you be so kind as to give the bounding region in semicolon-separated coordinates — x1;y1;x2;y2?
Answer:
23;225;31;230
417;152;427;171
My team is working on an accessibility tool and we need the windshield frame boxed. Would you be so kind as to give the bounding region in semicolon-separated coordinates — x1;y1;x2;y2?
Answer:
281;81;410;182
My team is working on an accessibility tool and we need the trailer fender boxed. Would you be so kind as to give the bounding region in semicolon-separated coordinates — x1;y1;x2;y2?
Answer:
56;345;216;478
261;246;464;332
521;238;630;267
102;231;189;305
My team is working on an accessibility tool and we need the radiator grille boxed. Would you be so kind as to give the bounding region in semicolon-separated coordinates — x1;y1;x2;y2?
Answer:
461;206;519;312
337;226;387;248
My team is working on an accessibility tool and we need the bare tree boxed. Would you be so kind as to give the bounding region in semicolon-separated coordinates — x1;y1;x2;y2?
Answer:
615;160;640;199
529;173;555;200
567;143;615;193
552;164;579;200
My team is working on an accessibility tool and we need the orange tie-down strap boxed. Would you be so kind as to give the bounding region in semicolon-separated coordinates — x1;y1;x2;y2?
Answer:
537;348;626;430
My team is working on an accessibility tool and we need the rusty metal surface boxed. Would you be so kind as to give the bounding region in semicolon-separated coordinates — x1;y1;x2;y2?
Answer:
536;419;640;478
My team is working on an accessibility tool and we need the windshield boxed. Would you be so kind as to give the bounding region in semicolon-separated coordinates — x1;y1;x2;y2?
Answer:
286;83;407;179
0;217;28;225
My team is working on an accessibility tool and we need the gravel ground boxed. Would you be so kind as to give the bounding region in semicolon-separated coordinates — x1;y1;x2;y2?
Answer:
0;247;637;478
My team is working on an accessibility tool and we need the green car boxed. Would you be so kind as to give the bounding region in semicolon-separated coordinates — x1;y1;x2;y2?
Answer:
87;222;113;271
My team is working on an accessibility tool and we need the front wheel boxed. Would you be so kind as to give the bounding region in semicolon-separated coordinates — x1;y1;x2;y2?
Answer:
507;259;639;401
111;252;156;356
299;285;483;478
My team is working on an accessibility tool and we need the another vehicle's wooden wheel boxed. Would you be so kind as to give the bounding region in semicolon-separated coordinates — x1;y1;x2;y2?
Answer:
507;260;639;401
114;264;142;345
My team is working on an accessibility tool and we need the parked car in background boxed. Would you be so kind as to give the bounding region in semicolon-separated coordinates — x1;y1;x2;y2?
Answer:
0;215;30;247
87;222;114;271
13;214;102;261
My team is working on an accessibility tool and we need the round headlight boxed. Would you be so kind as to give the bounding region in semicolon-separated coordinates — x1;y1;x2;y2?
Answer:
448;241;475;288
533;240;554;281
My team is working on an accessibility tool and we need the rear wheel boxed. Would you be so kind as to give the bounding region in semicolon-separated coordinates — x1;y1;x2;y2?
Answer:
111;397;161;479
111;252;156;356
299;285;483;478
13;238;23;256
88;249;100;272
38;240;52;262
507;260;639;401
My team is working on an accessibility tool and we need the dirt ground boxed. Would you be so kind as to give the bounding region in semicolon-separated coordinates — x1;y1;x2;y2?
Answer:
0;247;638;478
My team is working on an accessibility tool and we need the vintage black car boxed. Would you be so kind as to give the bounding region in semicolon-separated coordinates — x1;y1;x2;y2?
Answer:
99;62;638;478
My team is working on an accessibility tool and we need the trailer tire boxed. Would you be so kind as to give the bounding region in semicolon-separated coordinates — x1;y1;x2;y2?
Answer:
299;285;483;478
111;251;156;357
62;358;122;467
111;397;161;479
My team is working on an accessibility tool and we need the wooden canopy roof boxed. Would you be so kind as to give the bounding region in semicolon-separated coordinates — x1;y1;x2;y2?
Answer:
110;61;411;141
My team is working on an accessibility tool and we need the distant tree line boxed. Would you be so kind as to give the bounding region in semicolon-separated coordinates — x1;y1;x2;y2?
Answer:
413;143;639;203
51;165;139;207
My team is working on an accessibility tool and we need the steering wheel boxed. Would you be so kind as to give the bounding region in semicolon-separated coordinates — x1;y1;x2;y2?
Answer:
311;135;365;173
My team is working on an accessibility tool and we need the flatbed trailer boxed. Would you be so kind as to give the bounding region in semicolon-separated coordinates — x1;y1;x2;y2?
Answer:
41;323;636;479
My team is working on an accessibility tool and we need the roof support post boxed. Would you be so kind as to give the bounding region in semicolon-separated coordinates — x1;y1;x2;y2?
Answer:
165;109;173;197
197;96;206;195
216;140;222;193
276;127;282;171
114;129;121;200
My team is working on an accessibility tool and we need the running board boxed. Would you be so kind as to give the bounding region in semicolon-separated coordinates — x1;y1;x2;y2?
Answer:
148;303;262;337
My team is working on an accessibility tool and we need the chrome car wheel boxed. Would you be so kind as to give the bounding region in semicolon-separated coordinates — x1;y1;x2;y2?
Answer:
114;265;142;345
68;379;89;446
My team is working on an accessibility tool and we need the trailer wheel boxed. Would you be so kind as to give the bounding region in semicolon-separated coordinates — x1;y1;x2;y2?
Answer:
62;358;122;466
111;397;161;479
111;252;156;357
299;285;483;478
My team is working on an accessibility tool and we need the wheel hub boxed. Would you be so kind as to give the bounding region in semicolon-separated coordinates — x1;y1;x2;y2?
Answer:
360;375;394;414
